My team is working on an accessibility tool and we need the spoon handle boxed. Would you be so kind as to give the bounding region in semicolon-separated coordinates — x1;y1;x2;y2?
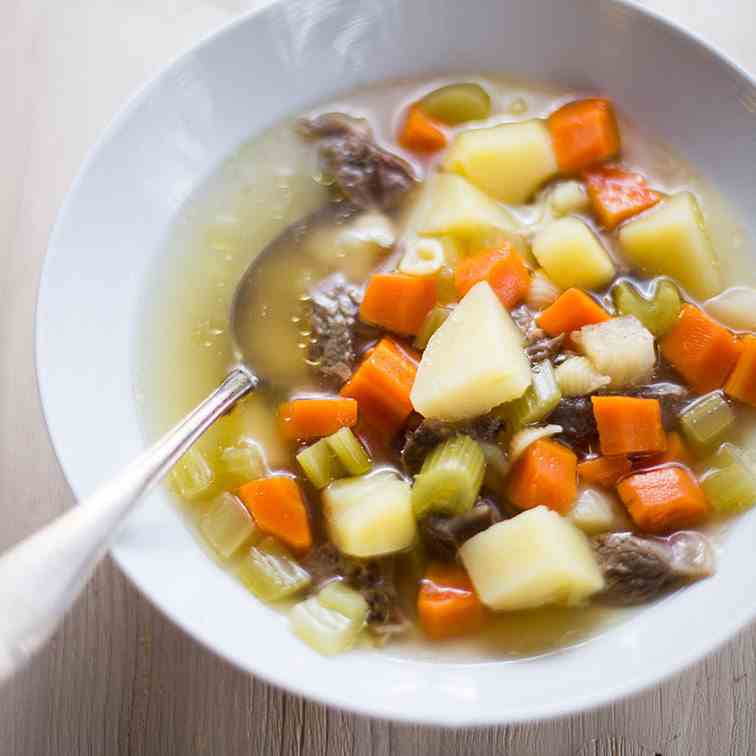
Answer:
0;367;256;684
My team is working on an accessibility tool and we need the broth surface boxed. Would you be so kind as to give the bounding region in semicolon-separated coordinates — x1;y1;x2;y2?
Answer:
138;76;755;662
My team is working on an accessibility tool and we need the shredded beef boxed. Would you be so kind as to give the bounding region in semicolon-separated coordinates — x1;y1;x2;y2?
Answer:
299;112;416;210
419;500;502;561
307;274;362;386
592;531;715;605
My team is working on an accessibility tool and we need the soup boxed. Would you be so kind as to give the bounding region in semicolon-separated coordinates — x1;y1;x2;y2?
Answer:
140;77;756;659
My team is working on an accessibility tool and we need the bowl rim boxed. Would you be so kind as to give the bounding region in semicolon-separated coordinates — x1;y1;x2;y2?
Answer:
34;0;756;726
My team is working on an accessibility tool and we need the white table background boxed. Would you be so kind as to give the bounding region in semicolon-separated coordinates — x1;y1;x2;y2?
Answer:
2;1;755;753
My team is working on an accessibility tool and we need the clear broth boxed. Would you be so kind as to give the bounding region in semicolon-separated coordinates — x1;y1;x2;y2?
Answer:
138;76;755;662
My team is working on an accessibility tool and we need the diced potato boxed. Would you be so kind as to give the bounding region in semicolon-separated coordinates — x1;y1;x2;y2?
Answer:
705;287;756;331
532;217;616;290
411;281;532;421
549;180;590;217
618;192;721;299
323;471;416;558
568;486;632;535
415;173;522;243
573;316;656;388
443;120;558;204
459;506;605;610
200;492;260;559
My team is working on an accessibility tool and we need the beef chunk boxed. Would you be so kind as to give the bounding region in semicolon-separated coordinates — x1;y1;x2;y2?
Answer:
419;500;502;561
549;396;598;449
307;274;362;386
526;333;566;363
300;113;416;210
301;544;407;634
592;531;715;605
400;415;505;473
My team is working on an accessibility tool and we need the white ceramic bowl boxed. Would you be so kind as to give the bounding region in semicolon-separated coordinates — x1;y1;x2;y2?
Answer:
36;0;756;726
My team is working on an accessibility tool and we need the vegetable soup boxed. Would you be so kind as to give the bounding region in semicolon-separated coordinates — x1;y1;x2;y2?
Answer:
140;77;756;659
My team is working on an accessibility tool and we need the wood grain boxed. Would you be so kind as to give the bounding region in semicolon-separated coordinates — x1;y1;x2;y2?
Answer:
1;1;755;753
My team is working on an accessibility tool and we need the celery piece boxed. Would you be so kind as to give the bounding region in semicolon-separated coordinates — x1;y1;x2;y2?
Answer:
289;597;362;655
220;442;265;482
702;443;756;513
506;360;562;429
419;83;491;125
325;428;371;476
435;266;459;306
611;279;682;337
680;391;735;451
317;581;369;624
296;439;344;489
200;492;260;559
480;441;511;494
398;540;428;584
412;435;486;518
413;306;452;350
171;447;213;500
237;537;311;601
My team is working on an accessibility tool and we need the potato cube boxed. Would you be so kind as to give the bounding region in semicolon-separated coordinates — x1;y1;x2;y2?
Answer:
410;281;532;421
415;173;522;242
459;506;605;610
618;192;721;299
443;120;558;204
532;217;616;290
323;472;416;558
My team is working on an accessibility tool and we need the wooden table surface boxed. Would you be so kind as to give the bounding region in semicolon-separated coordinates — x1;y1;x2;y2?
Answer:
2;1;756;753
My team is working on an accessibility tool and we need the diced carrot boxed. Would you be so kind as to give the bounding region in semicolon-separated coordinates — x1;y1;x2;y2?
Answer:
507;438;577;514
645;431;694;467
454;244;531;308
278;398;357;441
537;288;611;337
617;465;709;534
547;98;620;173
360;272;437;336
577;454;632;488
417;562;485;640
398;105;447;154
341;337;418;441
591;396;667;456
725;335;756;407
583;165;662;229
237;476;311;553
661;304;741;394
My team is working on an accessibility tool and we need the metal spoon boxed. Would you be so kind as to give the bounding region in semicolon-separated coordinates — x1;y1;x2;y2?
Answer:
0;204;356;683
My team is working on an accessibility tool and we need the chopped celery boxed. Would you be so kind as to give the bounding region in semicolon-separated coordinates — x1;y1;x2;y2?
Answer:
289;597;363;655
435;266;459;305
680;391;735;451
171;447;213;500
326;428;371;476
611;279;681;337
702;444;756;513
398;540;428;584
506;360;561;429
317;581;369;624
296;439;344;489
412;435;486;518
237;537;311;601
200;492;260;559
480;441;511;494
413;306;452;350
220;442;265;482
419;83;491;125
